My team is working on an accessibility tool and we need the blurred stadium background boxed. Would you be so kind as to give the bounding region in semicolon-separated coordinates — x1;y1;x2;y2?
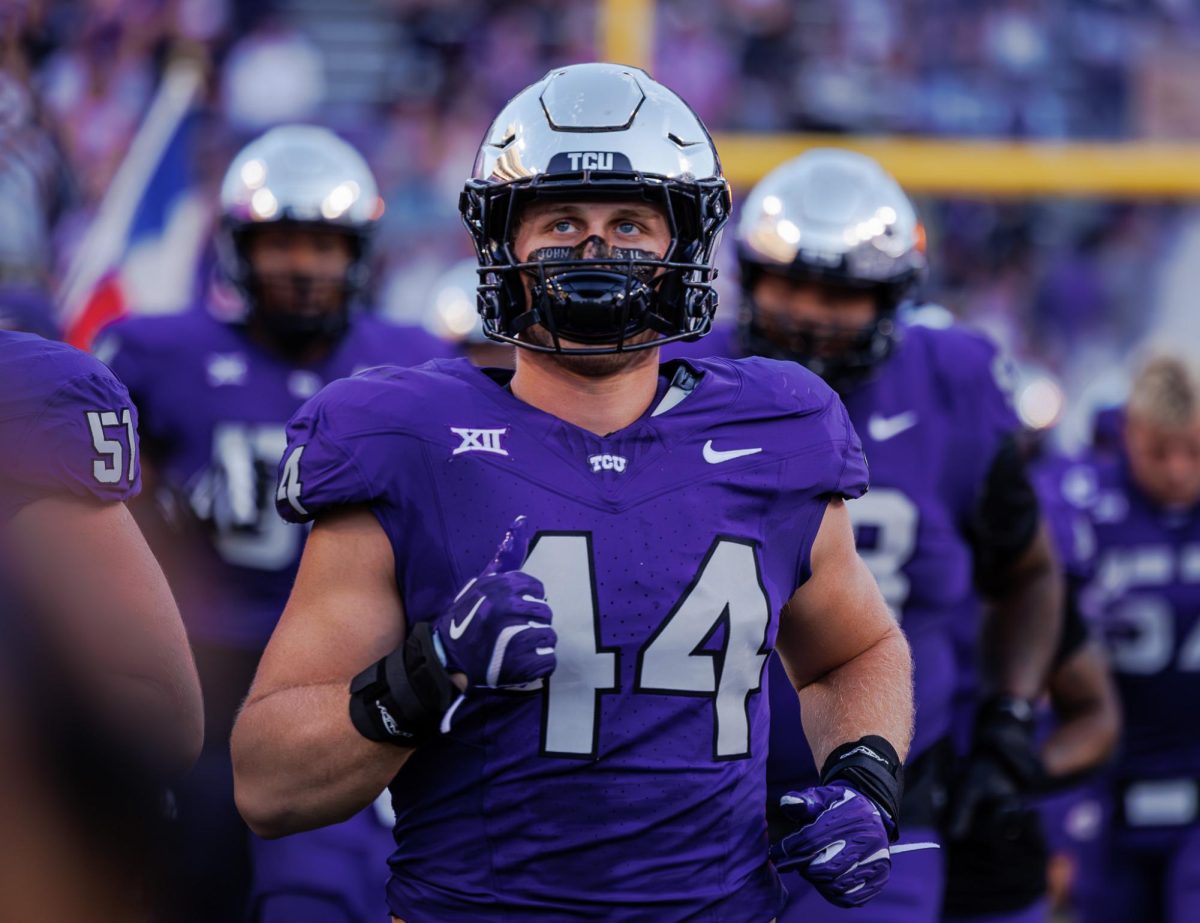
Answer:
7;0;1200;445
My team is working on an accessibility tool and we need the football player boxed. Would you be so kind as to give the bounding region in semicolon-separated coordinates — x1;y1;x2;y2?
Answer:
943;448;1121;923
666;149;1063;922
0;330;203;918
95;125;453;922
1063;355;1200;923
231;63;915;921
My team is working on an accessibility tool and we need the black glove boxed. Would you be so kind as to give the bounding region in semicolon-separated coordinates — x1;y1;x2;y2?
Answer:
946;696;1044;841
943;803;1049;915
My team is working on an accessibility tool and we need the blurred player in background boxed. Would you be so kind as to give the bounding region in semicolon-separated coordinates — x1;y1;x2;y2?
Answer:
943;444;1121;922
667;148;1063;922
1061;354;1200;923
424;257;514;368
0;331;203;920
232;63;914;921
94;125;453;922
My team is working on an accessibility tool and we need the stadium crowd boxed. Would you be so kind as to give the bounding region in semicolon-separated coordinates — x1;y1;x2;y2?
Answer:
4;0;1200;420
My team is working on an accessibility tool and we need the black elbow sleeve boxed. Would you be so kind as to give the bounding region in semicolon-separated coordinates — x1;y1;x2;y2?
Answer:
970;434;1041;589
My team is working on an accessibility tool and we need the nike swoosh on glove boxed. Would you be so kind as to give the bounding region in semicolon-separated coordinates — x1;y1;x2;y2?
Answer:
431;516;556;691
770;784;892;908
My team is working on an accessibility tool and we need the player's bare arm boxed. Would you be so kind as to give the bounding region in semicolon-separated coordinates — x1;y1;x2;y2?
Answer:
1042;639;1120;779
977;521;1063;701
768;496;914;907
776;497;914;766
7;494;204;775
231;507;411;837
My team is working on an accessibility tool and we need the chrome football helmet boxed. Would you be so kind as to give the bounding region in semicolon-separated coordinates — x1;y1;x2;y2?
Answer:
460;63;732;354
218;124;382;343
735;148;925;390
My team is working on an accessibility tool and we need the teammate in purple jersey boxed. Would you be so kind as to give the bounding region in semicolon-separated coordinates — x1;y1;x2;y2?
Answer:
96;127;451;923
943;447;1120;923
668;149;1064;923
1061;356;1200;923
0;331;203;919
232;63;915;922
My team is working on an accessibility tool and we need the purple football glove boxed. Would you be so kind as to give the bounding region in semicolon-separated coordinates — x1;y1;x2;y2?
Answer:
431;516;556;691
770;783;892;908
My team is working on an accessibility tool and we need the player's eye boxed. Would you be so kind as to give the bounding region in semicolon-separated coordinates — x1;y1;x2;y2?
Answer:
616;220;640;235
552;219;576;234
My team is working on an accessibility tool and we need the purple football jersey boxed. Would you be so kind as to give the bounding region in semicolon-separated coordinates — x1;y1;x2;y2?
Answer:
1031;454;1097;585
277;355;868;921
762;322;1019;802
95;310;454;649
0;330;140;522
1069;456;1200;783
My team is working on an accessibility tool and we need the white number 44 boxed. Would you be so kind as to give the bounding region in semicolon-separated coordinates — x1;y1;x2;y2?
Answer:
522;533;771;760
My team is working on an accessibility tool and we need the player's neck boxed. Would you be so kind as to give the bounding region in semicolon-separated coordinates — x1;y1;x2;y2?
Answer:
510;349;661;436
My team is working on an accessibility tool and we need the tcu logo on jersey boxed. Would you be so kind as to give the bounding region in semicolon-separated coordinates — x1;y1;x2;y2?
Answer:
588;453;627;473
451;427;509;456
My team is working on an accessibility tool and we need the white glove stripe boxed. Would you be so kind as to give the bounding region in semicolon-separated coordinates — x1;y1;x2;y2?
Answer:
847;847;891;872
453;577;478;603
439;693;467;735
891;842;940;854
810;839;847;867
486;620;549;687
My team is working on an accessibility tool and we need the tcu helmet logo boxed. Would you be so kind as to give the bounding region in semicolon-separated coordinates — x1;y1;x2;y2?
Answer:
451;427;509;456
566;151;614;171
589;453;627;474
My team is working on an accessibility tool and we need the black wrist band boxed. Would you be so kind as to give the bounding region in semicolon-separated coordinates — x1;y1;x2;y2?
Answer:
348;622;460;747
820;735;904;842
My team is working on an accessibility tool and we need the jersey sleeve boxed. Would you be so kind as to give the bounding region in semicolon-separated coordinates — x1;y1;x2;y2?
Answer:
931;327;1024;524
93;320;150;405
820;392;870;501
782;387;870;587
275;376;391;523
2;365;141;515
1033;459;1099;665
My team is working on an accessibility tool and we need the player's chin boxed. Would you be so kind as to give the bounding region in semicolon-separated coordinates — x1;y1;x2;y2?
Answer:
521;327;661;378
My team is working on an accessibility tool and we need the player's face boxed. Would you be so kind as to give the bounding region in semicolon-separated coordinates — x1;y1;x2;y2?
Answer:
1125;412;1200;508
750;274;878;358
513;199;672;266
243;225;355;322
511;199;669;376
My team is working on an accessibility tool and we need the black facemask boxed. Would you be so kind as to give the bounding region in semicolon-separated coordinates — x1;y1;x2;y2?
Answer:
738;294;900;395
522;236;663;347
246;272;352;354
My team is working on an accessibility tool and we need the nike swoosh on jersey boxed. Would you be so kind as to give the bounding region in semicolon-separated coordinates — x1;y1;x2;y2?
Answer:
703;440;763;464
448;597;486;640
867;411;918;442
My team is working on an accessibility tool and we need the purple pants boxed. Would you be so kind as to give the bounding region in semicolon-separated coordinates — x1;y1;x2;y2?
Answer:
1075;823;1200;923
778;827;943;923
248;798;395;923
